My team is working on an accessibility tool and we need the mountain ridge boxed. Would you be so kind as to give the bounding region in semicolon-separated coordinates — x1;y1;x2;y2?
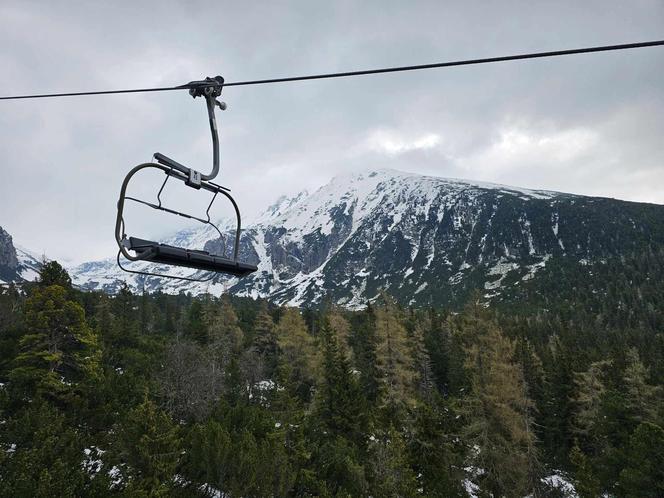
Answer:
63;168;664;309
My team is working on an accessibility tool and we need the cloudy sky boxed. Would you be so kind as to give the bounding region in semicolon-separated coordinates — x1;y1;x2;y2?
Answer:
1;0;663;263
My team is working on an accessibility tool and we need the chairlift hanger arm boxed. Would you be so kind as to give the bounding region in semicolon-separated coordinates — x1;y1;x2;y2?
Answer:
154;76;226;183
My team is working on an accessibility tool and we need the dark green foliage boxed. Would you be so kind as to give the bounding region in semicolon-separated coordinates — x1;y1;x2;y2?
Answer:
9;284;102;406
618;422;664;497
37;260;72;289
409;400;466;497
0;257;663;496
0;401;106;497
113;395;182;496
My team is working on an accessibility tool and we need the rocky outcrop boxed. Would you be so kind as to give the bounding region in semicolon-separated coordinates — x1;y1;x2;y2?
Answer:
0;226;20;282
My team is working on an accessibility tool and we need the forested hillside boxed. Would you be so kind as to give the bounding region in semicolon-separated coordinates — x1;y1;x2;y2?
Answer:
1;262;663;497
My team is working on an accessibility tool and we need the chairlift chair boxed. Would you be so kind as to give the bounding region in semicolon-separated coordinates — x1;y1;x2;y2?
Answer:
115;76;258;280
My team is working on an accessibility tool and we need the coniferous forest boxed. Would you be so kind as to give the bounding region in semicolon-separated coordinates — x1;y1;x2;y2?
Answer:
1;261;663;497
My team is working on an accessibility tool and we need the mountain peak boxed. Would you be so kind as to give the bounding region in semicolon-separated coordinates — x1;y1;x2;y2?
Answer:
69;167;663;309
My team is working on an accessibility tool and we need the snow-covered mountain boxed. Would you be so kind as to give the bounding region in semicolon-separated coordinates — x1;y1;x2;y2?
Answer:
67;168;664;309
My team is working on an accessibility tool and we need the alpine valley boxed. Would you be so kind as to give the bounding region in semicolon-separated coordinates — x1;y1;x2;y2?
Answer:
4;169;664;310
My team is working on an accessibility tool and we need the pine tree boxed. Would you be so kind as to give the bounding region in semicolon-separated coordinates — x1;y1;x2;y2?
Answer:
352;303;382;406
115;395;182;497
618;422;664;497
367;426;419;498
9;285;102;405
622;348;662;425
409;400;466;497
570;444;602;498
37;260;72;289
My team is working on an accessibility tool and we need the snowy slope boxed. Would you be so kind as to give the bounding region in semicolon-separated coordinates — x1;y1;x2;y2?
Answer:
69;168;664;308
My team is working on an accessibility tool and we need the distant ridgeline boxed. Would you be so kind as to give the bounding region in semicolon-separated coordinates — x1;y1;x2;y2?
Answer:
66;169;664;315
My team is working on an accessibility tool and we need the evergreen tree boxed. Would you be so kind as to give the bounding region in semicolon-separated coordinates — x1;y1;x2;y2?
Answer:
367;426;419;498
352;303;382;406
115;395;182;497
410;315;436;403
37;260;72;289
316;319;368;443
9;285;102;405
618;422;664;497
570;444;601;498
409;400;466;497
186;299;207;344
541;334;575;465
0;401;103;498
423;307;453;395
311;318;369;495
622;348;662;425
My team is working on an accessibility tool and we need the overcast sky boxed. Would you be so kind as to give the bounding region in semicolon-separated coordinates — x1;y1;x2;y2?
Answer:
1;0;663;263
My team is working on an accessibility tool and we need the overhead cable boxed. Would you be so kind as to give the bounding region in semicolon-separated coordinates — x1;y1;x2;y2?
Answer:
1;39;663;101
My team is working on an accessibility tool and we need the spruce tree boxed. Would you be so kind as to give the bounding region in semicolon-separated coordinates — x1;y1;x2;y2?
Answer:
311;317;369;495
618;422;664;497
352;303;382;406
9;285;102;405
541;334;575;465
367;426;419;498
37;260;72;289
186;299;207;344
409;400;466;497
622;348;662;425
115;395;182;497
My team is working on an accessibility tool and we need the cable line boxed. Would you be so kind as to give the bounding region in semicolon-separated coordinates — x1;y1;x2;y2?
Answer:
1;39;663;101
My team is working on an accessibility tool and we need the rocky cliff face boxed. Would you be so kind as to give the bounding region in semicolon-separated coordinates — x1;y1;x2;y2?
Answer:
0;226;43;284
69;169;664;309
0;226;20;282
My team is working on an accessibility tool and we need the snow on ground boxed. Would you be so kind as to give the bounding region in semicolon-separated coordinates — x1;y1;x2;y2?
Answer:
484;259;520;290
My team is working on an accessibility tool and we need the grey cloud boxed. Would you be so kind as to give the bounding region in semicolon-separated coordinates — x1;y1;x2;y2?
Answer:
1;0;663;262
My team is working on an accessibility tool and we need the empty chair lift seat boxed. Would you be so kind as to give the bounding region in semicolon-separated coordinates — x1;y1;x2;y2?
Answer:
127;237;257;277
